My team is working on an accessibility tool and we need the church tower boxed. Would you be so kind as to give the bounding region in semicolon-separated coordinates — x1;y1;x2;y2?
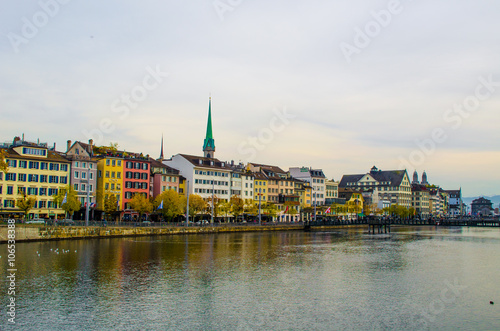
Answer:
421;171;429;185
203;97;215;158
412;170;419;184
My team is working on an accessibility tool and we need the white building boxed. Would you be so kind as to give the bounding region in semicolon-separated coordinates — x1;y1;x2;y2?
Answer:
289;167;326;206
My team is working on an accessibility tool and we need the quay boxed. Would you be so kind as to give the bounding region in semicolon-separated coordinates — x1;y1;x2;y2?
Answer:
0;218;499;243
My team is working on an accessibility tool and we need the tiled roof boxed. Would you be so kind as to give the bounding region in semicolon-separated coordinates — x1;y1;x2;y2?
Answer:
339;169;407;188
178;154;233;171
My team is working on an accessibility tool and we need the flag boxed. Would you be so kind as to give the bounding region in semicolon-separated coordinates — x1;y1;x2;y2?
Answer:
90;202;96;208
325;207;331;214
62;193;67;205
284;206;289;213
158;200;163;210
84;202;87;208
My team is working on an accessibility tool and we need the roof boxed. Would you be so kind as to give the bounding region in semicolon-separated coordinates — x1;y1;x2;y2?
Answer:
178;154;232;171
339;168;407;188
249;163;287;174
149;158;180;174
0;146;71;163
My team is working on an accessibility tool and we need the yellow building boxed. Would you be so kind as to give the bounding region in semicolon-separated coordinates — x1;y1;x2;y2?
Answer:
0;139;70;219
95;156;123;211
253;173;268;203
295;179;312;208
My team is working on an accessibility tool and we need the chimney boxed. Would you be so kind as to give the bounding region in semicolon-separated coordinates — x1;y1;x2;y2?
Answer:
53;142;56;150
67;140;72;152
88;139;94;155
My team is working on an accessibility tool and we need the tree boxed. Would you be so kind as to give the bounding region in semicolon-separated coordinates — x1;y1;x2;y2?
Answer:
53;185;81;218
206;195;221;218
108;142;119;152
263;202;278;218
219;201;231;222
244;201;258;215
0;149;8;173
104;194;119;221
188;194;207;221
230;196;244;220
129;193;153;220
156;190;185;221
16;194;36;220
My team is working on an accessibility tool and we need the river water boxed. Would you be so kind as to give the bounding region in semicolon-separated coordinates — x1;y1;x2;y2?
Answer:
1;226;499;330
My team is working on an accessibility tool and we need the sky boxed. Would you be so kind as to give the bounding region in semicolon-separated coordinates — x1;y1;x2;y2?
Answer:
1;0;499;197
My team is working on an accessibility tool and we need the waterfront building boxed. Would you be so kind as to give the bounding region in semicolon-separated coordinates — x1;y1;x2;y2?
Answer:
64;140;97;220
339;166;411;208
445;189;464;216
0;137;70;219
471;197;493;216
253;172;268;203
122;153;150;215
94;150;124;214
289;167;326;206
226;162;254;203
411;183;430;218
149;158;180;198
325;179;340;205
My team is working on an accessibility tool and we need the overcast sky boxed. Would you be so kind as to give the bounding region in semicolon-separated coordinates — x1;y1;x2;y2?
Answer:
1;0;499;197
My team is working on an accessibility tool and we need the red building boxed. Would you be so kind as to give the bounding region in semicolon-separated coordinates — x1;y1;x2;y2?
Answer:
122;154;150;219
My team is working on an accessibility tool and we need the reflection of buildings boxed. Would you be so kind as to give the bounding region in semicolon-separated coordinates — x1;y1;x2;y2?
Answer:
471;197;493;216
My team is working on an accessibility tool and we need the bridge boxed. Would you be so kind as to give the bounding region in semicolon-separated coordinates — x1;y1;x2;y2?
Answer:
306;217;500;233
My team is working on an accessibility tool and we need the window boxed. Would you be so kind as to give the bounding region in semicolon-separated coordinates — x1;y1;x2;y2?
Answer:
60;176;67;184
141;173;147;180
105;183;109;190
40;162;48;170
105;171;110;178
27;187;38;195
112;160;116;167
89;185;93;192
90;172;94;180
49;163;59;171
22;147;46;156
74;184;79;191
61;164;68;171
7;186;13;195
28;174;38;182
74;171;79;179
40;175;47;183
18;174;27;182
142;163;148;170
81;184;86;192
29;161;39;169
117;172;121;179
82;162;86;168
117;160;121;166
19;161;27;168
82;171;86;179
18;187;26;194
111;184;115;190
106;159;110;166
7;160;17;168
111;172;115;178
49;176;59;183
48;188;58;196
4;200;15;208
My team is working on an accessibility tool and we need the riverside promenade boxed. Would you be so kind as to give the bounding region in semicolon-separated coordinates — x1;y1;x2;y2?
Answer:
1;218;498;243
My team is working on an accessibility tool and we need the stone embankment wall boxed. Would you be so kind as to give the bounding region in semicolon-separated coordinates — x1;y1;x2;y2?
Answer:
0;224;304;243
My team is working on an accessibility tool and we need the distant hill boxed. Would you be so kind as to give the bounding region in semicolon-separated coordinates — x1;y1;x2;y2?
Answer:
463;195;500;207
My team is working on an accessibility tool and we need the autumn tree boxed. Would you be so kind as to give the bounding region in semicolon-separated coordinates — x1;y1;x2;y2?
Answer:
129;193;153;220
53;185;81;218
0;149;8;173
16;194;36;220
263;202;278;219
219;201;231;222
188;194;207;221
206;195;221;219
104;194;119;221
156;190;185;221
230;196;244;221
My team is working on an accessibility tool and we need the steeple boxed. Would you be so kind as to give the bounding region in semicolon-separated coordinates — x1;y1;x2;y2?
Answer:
159;134;164;160
203;96;215;158
421;170;428;185
412;170;419;184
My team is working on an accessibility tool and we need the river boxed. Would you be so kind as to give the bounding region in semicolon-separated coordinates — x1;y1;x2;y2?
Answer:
1;226;499;330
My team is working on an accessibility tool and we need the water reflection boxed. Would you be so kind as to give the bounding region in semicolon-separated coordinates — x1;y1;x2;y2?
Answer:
1;227;499;330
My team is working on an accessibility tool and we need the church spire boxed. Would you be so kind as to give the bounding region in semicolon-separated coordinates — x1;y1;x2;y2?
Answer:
203;96;215;158
159;134;164;160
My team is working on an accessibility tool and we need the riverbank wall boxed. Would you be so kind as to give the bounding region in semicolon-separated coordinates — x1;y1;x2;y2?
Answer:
0;224;308;243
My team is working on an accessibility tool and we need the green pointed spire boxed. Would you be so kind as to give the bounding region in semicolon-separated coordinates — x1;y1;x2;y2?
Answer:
203;97;215;157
